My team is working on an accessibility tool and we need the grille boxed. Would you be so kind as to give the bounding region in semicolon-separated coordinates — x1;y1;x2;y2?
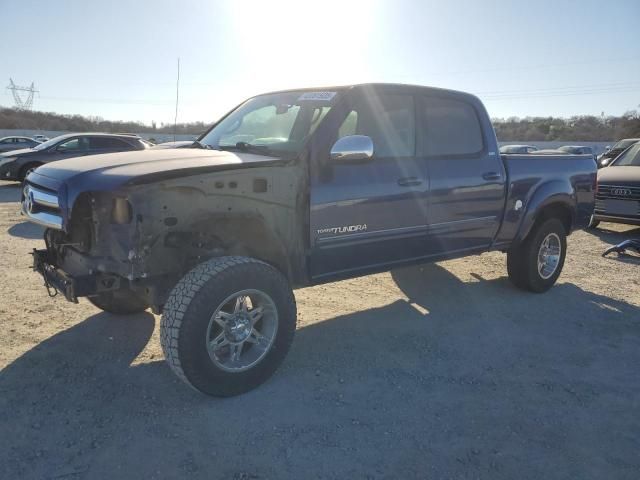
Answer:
596;184;640;201
21;184;63;230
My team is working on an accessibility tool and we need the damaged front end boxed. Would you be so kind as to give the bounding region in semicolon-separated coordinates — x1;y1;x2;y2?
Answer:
26;186;160;306
23;164;305;312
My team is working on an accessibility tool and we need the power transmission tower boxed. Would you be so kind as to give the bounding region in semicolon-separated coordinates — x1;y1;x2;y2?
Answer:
7;78;38;110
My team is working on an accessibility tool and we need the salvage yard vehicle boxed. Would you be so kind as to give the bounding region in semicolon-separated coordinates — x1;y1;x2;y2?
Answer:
0;136;41;153
590;141;640;228
0;133;151;181
597;138;639;168
21;84;596;396
499;144;538;154
558;145;594;156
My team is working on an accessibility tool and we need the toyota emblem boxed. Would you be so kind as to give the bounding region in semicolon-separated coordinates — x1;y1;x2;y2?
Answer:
24;190;35;214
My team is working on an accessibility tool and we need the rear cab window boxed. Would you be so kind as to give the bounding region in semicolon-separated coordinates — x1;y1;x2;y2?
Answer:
419;96;484;157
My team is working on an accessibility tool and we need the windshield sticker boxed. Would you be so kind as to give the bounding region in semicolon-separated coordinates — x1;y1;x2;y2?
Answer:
298;91;337;102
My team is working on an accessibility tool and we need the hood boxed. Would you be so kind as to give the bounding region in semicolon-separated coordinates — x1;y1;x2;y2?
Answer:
28;148;284;196
598;166;640;185
0;148;35;158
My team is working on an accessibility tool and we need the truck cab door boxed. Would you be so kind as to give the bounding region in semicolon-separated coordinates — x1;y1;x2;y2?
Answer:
418;95;506;255
309;89;430;280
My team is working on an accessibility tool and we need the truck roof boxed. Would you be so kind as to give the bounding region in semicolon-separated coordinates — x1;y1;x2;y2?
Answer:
256;83;480;101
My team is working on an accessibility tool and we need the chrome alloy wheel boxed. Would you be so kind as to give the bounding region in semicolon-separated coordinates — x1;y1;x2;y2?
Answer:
537;232;562;280
206;289;278;372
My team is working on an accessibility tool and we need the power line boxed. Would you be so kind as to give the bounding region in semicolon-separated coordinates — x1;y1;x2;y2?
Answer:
476;80;640;96
174;58;180;142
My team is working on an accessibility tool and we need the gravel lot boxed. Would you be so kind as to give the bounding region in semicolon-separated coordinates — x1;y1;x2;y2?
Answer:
0;180;638;479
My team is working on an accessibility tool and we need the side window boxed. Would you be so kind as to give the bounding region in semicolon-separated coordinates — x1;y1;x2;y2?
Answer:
337;94;415;157
57;137;89;152
421;96;484;156
338;111;358;138
308;107;330;135
90;137;132;150
0;139;12;144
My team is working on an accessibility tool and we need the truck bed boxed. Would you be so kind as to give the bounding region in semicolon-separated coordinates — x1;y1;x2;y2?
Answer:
493;153;596;248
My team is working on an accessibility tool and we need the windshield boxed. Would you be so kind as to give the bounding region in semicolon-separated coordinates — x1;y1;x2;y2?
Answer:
32;135;67;151
612;143;640;166
611;139;639;150
199;91;340;156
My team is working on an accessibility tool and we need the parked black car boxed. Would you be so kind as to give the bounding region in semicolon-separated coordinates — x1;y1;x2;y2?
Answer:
558;145;594;155
0;136;41;153
596;138;640;168
0;133;150;181
499;144;538;154
590;141;640;228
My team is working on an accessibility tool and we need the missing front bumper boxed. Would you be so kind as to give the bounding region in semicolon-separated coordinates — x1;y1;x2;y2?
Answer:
31;249;121;303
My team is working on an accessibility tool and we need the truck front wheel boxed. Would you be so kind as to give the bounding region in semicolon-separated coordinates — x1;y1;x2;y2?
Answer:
507;218;567;293
88;290;149;315
160;256;297;397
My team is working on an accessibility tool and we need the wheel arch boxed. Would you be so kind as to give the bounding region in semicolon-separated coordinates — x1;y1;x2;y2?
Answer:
515;180;575;244
177;212;300;282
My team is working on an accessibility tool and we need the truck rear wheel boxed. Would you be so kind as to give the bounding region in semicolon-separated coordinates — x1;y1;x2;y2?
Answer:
160;256;296;397
507;218;567;293
88;290;149;315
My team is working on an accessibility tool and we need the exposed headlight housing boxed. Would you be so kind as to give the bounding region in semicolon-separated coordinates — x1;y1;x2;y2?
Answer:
111;197;133;224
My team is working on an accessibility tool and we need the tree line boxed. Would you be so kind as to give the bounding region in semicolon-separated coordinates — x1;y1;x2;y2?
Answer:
492;111;640;141
0;108;210;136
1;106;640;141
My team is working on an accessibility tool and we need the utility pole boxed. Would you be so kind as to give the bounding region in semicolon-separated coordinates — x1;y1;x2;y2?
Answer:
7;78;38;110
173;58;180;142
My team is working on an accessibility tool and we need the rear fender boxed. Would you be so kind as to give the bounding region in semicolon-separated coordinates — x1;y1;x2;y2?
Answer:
515;180;575;244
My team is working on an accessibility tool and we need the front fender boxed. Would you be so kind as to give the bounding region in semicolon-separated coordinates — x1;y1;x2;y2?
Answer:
515;179;575;244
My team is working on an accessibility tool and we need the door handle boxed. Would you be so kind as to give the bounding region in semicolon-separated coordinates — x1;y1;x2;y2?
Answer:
482;172;502;181
397;177;423;187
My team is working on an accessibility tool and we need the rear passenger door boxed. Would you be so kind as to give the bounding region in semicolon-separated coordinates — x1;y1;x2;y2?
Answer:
419;95;506;254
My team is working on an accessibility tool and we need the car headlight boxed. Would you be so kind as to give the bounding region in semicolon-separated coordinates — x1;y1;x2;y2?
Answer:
0;157;17;167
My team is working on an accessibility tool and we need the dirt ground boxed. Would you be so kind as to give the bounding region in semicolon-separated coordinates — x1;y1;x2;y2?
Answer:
0;180;638;480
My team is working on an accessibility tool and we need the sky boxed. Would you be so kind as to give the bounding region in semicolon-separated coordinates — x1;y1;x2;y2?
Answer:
1;0;639;125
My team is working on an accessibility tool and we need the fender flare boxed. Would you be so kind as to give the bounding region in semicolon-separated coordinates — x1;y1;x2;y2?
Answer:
515;179;576;244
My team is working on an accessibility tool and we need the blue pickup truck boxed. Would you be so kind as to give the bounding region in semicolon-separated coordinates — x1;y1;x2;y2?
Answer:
21;83;596;396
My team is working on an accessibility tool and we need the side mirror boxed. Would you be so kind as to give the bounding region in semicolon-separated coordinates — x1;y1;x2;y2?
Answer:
330;135;374;163
604;146;611;152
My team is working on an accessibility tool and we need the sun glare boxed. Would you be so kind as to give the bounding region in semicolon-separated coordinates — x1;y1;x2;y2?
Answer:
228;0;377;92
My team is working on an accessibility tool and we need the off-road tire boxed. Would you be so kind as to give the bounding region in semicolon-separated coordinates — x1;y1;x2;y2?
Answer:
507;218;567;293
19;163;42;182
88;290;149;315
160;256;297;397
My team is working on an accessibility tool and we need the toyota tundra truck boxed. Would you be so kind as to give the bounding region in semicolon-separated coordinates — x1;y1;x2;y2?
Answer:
21;84;596;396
